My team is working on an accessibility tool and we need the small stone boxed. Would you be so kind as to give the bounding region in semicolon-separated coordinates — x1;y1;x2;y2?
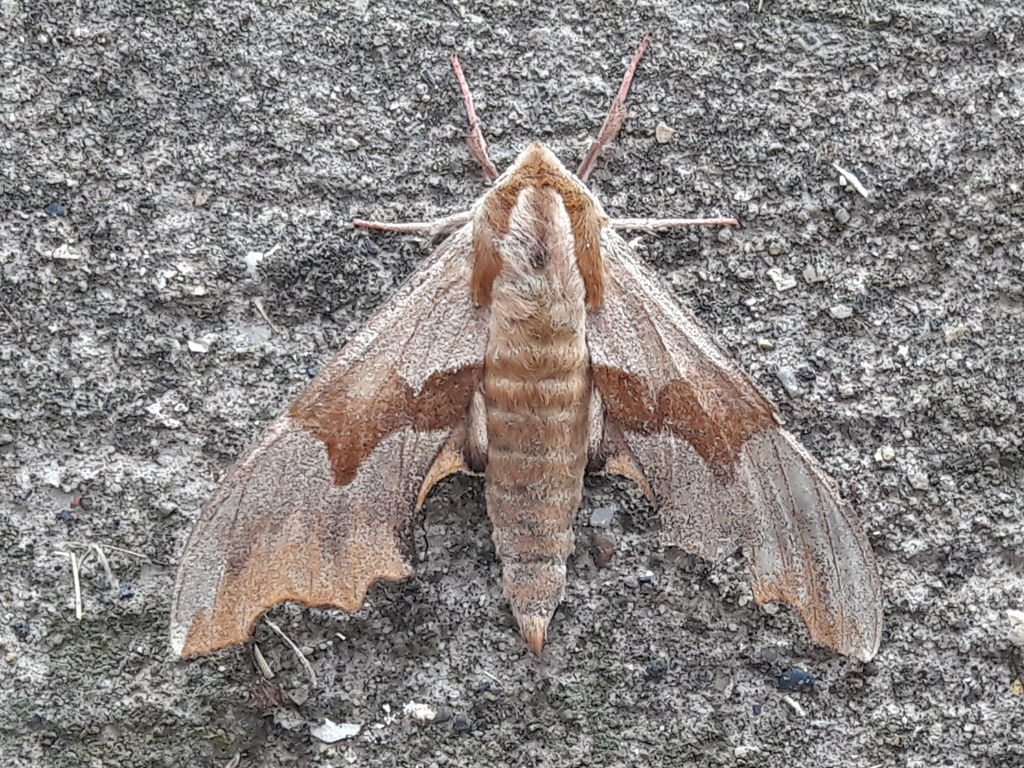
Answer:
803;264;828;283
907;467;930;491
452;713;471;731
655;122;675;144
717;227;733;243
834;207;851;224
767;267;797;291
830;303;854;319
44;202;66;216
943;325;969;344
288;686;310;706
310;719;360;743
193;188;213;207
187;340;209;354
756;337;775;350
588;506;615;528
775;366;801;398
760;602;779;616
342;137;361;151
877;445;896;462
646;658;668;680
637;569;655;585
403;701;438;724
118;585;134;599
778;667;814;692
711;673;731;692
1007;609;1024;647
938;475;955;491
0;431;13;446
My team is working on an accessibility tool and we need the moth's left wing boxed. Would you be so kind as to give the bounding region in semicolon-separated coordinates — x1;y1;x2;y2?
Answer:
587;230;882;661
171;225;487;657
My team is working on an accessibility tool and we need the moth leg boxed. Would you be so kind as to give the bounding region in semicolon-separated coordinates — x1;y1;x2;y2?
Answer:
450;54;500;182
353;210;473;238
576;34;653;183
609;216;740;231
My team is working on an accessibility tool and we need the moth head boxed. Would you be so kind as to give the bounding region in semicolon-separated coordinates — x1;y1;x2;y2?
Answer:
470;142;608;308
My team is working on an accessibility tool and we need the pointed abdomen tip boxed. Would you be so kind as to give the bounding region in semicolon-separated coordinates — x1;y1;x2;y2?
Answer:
517;614;549;655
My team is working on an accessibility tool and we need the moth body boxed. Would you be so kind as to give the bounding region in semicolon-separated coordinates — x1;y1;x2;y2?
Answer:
481;158;594;651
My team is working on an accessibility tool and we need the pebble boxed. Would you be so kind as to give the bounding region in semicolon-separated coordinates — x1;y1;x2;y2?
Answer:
310;719;360;743
775;366;801;398
834;207;851;224
646;658;668;680
637;569;655;585
342;137;360;151
756;337;775;350
767;267;797;291
803;264;828;283
403;701;438;724
830;303;854;319
288;686;310;706
778;667;814;692
44;202;67;216
588;506;615;528
943;325;970;343
655;122;675;144
877;445;896;462
907;467;930;490
452;713;471;731
1006;609;1024;647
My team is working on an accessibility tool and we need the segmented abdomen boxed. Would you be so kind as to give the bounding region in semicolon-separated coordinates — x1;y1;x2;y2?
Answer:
483;321;590;650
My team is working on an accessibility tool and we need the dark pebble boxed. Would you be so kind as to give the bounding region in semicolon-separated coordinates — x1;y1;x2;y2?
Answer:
44;202;66;216
13;622;31;641
118;584;134;599
778;667;814;691
452;713;471;731
56;510;74;523
646;658;668;681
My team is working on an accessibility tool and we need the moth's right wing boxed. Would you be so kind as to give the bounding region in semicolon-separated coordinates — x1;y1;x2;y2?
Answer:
587;230;882;661
171;224;488;657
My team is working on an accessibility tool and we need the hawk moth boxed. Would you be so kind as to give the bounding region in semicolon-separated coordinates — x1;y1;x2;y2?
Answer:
171;37;882;662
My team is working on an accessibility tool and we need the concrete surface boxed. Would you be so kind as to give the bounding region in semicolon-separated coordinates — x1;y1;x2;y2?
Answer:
2;1;1022;766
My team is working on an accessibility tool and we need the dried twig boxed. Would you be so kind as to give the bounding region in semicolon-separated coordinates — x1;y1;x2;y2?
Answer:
832;162;871;199
264;618;317;687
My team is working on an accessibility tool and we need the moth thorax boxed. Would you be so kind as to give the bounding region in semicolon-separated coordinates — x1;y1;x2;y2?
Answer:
502;186;576;278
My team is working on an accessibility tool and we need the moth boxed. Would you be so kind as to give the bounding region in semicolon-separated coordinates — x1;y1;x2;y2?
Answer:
171;37;882;662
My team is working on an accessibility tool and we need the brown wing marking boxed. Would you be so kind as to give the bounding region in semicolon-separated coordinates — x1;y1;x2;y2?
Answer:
587;229;882;661
291;364;481;486
593;365;775;473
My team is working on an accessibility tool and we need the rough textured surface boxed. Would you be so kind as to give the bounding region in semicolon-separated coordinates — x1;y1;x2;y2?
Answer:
2;1;1022;766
